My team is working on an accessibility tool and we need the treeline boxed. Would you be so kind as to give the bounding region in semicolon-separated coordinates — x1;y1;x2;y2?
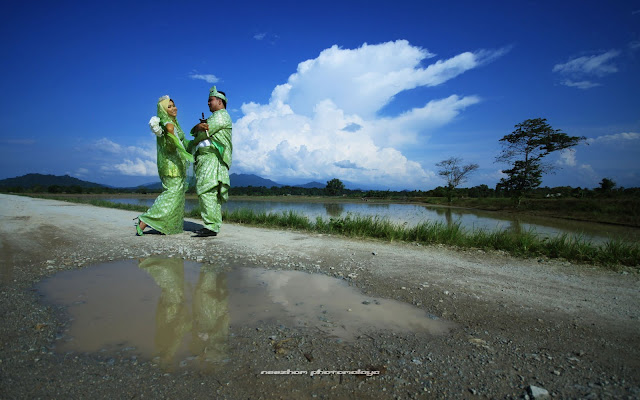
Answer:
2;183;639;199
233;184;640;199
0;185;143;194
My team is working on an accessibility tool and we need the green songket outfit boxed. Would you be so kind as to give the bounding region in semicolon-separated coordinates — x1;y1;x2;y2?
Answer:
189;103;232;233
139;98;194;235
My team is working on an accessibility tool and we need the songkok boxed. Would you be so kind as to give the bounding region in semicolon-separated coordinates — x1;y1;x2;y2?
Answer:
209;86;227;102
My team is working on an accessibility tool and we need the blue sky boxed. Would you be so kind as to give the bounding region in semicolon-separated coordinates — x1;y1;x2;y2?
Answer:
1;0;639;190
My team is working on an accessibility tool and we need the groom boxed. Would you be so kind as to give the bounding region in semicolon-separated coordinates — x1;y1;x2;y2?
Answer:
189;86;233;237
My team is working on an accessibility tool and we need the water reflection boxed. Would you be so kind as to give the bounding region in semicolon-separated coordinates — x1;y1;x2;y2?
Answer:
139;258;229;368
37;258;453;370
323;203;344;217
433;207;455;227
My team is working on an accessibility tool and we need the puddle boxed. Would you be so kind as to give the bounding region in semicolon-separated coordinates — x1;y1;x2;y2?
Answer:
36;257;453;368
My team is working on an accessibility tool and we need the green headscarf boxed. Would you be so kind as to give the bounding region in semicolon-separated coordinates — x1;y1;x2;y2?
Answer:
156;95;194;164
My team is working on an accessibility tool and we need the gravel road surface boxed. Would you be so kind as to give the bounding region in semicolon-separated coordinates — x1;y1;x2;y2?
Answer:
1;194;639;399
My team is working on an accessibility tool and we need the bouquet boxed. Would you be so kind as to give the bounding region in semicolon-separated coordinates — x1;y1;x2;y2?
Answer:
149;116;163;137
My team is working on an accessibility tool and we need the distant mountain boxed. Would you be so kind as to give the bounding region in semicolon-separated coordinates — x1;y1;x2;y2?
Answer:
136;181;163;190
231;173;282;188
0;173;105;188
297;181;325;189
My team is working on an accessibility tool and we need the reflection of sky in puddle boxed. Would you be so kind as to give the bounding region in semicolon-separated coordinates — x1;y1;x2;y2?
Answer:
36;258;452;368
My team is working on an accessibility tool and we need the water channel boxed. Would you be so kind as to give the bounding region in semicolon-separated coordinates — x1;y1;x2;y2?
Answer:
101;197;639;244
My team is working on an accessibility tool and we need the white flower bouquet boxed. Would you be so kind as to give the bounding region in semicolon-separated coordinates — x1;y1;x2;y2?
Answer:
149;116;163;137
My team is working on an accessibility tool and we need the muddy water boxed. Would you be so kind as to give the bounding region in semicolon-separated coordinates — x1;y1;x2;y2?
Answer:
36;257;452;368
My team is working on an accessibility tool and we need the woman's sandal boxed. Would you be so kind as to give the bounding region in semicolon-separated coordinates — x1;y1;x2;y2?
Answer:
133;217;144;236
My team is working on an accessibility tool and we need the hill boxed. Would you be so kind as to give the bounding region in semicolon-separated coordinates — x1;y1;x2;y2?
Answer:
137;173;284;190
0;173;105;188
297;181;325;189
231;174;283;187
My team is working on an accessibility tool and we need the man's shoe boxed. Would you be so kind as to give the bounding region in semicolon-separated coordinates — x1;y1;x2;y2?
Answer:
195;228;218;237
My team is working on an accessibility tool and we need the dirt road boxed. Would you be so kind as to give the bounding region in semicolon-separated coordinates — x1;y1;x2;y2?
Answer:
1;194;639;399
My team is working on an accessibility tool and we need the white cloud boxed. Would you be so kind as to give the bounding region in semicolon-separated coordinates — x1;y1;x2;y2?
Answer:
93;138;145;156
558;148;577;167
74;167;89;177
561;79;601;90
271;40;508;119
189;73;219;83
553;50;621;90
586;132;640;144
233;40;506;189
553;50;620;77
103;158;157;176
92;138;157;177
253;33;266;40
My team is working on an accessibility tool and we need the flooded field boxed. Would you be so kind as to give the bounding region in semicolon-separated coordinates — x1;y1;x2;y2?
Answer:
36;257;452;369
100;196;640;244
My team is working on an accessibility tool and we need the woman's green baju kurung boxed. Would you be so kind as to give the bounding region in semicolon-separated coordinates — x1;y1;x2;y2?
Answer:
139;99;193;235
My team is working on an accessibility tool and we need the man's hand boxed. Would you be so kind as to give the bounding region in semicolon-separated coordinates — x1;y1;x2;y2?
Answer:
193;122;209;133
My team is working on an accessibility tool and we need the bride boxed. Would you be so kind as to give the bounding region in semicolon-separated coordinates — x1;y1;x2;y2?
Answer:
135;96;193;235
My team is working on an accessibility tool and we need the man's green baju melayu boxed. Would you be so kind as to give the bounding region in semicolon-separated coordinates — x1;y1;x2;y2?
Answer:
190;107;232;233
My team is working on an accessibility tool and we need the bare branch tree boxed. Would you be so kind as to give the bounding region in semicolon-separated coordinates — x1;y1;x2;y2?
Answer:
436;157;479;203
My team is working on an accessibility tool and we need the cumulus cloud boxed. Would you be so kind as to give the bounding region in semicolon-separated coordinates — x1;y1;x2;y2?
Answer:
233;40;506;189
586;132;640;144
103;159;157;176
557;148;577;167
189;73;219;83
334;160;365;170
342;123;362;132
92;138;157;177
272;41;508;119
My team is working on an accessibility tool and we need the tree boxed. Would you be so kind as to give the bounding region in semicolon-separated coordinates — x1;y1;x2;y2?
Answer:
598;178;616;195
325;178;345;196
435;157;479;203
495;118;584;205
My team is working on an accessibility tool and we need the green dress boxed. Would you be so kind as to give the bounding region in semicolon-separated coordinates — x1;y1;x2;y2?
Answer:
189;109;233;233
139;102;193;235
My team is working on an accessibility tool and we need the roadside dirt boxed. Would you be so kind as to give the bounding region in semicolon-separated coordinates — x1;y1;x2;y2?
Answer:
1;194;639;399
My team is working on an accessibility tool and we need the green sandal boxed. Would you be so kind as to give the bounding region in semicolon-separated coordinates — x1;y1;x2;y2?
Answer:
134;217;144;236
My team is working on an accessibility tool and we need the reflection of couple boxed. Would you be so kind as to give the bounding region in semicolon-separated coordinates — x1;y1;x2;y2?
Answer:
135;86;232;237
138;258;229;368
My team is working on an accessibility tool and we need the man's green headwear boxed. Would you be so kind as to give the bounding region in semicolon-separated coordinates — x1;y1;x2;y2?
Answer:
209;86;227;103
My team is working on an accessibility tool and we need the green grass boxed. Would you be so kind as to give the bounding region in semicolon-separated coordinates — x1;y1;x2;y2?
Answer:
22;194;640;269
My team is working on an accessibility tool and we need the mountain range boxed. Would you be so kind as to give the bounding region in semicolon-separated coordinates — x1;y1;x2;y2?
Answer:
0;173;327;190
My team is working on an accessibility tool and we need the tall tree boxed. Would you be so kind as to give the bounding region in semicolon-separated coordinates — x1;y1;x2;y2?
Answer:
435;157;479;203
496;118;585;205
325;178;345;196
598;178;616;194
